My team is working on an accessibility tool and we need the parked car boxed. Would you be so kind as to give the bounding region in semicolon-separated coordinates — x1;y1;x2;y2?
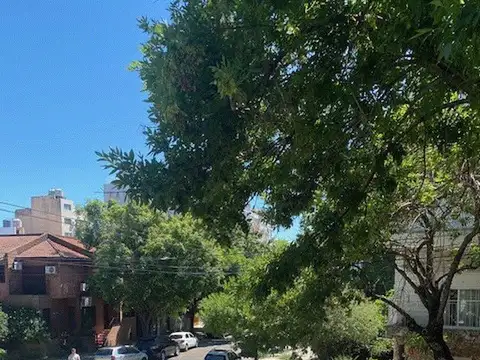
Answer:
136;335;181;360
204;348;240;360
169;332;198;351
95;346;147;360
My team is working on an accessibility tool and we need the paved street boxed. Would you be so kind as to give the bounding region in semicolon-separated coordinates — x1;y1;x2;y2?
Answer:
53;342;231;360
175;344;223;360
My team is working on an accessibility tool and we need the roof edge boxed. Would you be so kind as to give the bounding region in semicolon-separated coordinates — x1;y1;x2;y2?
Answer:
47;234;93;258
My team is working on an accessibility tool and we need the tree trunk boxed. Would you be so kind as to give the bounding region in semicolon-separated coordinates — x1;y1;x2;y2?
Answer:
187;299;199;332
393;337;405;360
139;313;152;337
424;331;454;360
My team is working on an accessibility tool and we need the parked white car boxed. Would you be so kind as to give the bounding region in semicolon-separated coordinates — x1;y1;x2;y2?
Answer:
95;346;147;360
169;332;198;351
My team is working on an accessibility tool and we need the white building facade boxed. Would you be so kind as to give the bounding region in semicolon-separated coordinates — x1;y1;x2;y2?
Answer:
0;219;24;235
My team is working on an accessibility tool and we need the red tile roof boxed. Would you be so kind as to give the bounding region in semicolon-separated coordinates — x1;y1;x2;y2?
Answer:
17;240;89;259
55;235;91;252
0;233;92;259
0;234;43;255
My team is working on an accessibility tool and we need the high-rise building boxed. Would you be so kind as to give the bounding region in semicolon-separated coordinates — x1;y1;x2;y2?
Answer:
103;183;128;205
244;205;273;243
15;189;76;236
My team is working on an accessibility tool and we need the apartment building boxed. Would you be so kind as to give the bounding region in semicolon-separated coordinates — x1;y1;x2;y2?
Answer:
244;205;273;243
103;183;128;205
15;189;76;237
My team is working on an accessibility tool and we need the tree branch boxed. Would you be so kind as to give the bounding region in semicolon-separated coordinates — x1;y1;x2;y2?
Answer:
437;222;480;322
394;262;430;309
374;294;424;334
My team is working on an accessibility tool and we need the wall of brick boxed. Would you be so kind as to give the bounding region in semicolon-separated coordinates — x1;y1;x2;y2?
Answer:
46;263;88;298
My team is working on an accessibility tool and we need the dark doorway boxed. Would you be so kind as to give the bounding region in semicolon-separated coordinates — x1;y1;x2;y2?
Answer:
81;307;96;335
68;306;76;333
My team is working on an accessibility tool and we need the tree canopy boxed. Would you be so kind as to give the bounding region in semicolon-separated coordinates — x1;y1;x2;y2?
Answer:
98;1;480;358
77;201;226;335
201;242;385;360
100;0;480;231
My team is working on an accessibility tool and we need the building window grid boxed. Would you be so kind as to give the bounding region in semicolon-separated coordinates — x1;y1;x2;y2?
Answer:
445;289;480;328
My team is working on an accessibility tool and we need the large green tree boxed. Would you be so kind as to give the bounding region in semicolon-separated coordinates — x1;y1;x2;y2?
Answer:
77;201;225;335
99;1;480;359
201;242;385;360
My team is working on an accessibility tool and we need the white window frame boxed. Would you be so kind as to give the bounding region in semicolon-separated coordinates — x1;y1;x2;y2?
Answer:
63;204;72;211
444;289;480;329
64;218;73;225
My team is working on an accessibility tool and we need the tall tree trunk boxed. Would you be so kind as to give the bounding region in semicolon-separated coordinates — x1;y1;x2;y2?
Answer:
187;298;199;332
190;302;197;331
423;329;454;360
139;313;152;337
393;337;405;360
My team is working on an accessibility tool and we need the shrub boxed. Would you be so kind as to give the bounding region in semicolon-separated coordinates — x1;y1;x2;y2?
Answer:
311;297;385;360
332;356;355;360
404;333;433;360
4;306;49;345
0;306;8;342
370;337;393;359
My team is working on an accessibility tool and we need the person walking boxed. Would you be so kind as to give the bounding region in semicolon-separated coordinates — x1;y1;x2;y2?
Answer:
68;348;81;360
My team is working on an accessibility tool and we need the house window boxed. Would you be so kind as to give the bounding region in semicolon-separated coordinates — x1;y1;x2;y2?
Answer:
445;289;480;328
63;204;72;211
64;218;72;225
64;232;73;237
21;265;46;295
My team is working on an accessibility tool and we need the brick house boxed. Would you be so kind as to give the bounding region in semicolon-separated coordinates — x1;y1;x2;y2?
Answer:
0;233;125;342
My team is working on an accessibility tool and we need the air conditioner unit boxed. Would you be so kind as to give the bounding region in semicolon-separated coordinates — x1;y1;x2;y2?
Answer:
81;296;93;307
45;266;57;275
80;282;87;292
13;261;22;271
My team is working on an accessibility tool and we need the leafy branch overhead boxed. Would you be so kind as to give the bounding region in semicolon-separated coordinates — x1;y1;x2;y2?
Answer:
98;1;480;359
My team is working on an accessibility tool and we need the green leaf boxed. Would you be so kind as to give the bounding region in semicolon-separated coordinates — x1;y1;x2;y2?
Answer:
409;28;433;40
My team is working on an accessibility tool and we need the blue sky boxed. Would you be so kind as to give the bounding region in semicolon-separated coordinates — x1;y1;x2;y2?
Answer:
0;1;299;240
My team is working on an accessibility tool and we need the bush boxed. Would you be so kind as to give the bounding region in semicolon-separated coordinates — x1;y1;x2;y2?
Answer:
0;307;8;343
311;297;385;360
370;337;393;360
4;306;49;345
404;333;433;360
332;356;355;360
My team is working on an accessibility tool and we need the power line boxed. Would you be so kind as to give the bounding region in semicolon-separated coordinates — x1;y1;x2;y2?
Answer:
0;201;81;221
16;258;239;276
0;208;86;227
